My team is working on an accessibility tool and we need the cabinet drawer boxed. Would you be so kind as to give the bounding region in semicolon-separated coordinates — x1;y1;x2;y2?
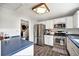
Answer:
67;38;79;56
70;40;79;55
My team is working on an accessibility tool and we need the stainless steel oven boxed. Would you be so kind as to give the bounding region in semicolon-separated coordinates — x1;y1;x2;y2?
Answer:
53;31;66;46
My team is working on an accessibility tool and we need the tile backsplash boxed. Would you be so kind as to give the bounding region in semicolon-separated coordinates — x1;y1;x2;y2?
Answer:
66;29;79;34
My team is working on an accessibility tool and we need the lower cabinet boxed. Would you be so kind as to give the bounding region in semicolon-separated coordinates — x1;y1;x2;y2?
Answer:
67;37;79;56
44;35;53;46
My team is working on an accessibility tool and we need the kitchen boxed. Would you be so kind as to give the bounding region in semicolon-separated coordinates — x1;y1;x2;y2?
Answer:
34;7;79;56
0;3;79;56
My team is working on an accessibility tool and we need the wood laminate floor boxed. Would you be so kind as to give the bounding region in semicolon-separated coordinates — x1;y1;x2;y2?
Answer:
34;44;69;56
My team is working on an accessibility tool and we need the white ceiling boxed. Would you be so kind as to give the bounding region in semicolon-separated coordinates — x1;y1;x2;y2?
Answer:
0;3;79;21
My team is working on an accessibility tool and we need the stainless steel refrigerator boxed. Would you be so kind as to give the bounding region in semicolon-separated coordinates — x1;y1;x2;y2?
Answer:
34;24;45;46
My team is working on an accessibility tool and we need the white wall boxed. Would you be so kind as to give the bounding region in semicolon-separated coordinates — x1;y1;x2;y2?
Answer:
0;7;20;36
0;7;20;56
0;7;37;42
29;20;37;42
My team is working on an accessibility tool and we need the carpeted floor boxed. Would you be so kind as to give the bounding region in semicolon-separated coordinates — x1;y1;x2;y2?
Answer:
34;44;69;56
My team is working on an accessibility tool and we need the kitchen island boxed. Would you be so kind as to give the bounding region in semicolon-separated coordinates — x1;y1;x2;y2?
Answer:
1;36;33;56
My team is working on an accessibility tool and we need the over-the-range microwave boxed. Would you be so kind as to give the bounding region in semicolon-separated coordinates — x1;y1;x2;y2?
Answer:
54;23;66;28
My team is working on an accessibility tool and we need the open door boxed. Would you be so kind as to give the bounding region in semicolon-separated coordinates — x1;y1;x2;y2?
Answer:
21;20;29;40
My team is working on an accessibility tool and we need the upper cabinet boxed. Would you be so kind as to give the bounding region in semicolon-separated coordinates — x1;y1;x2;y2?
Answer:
53;18;66;24
66;11;79;28
73;11;79;28
37;11;79;29
45;20;53;29
37;20;53;29
66;16;74;28
53;17;74;29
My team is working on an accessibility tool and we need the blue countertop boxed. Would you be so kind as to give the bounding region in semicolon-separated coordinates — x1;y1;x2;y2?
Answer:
1;36;33;56
68;35;79;48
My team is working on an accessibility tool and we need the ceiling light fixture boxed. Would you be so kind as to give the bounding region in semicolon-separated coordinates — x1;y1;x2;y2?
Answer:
32;3;50;14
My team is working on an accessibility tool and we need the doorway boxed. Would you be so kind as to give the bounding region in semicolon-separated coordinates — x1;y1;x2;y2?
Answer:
21;20;29;40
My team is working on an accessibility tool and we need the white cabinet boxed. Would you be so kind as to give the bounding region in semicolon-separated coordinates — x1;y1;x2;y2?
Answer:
38;15;78;29
73;11;79;28
37;20;53;29
45;21;50;29
44;35;53;46
53;17;66;24
45;20;53;29
44;36;49;45
53;16;74;28
66;11;79;28
12;45;33;56
67;37;79;56
66;16;74;28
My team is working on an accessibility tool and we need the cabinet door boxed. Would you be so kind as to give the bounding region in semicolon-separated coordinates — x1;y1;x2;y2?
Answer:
69;39;79;55
45;20;53;29
53;18;66;24
66;16;73;28
48;36;53;46
67;38;78;56
46;21;49;29
44;35;53;46
49;20;53;29
73;11;79;28
67;38;74;55
44;35;49;45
